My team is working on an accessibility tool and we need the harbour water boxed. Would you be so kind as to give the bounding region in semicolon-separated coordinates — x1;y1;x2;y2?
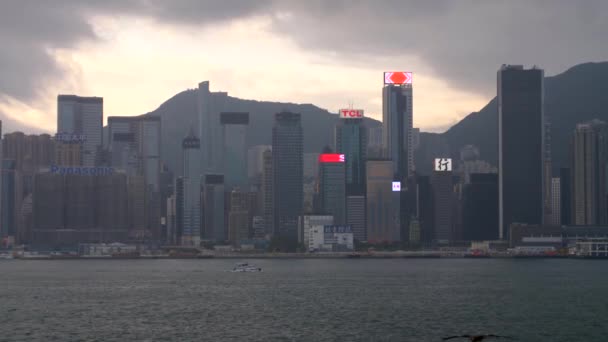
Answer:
1;259;607;341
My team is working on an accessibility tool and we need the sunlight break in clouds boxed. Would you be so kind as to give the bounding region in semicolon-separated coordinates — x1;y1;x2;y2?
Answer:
9;13;487;132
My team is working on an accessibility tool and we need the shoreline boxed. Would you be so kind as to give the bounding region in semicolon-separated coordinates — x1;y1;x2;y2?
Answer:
1;254;596;260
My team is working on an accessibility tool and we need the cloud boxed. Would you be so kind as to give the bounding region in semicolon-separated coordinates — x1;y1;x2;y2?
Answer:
1;0;608;132
267;0;608;95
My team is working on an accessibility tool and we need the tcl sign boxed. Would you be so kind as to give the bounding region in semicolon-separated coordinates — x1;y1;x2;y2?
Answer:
339;109;364;119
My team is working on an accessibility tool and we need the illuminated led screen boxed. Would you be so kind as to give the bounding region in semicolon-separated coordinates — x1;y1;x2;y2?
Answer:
384;72;413;85
319;154;345;163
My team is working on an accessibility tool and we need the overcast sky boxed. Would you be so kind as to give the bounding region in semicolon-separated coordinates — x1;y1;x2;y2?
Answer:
1;0;607;134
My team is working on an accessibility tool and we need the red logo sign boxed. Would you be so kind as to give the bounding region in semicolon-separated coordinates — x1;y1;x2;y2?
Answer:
319;154;345;163
339;109;364;119
384;72;412;85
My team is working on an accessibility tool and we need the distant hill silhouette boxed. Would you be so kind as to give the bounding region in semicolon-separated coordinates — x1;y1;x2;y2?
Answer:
416;61;608;175
139;89;381;175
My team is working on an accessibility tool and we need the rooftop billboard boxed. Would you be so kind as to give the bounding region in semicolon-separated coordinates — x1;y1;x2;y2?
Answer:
434;158;453;172
339;109;364;119
319;154;345;163
384;72;412;85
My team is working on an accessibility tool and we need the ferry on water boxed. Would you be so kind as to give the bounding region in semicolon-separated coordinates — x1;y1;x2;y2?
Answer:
231;262;262;272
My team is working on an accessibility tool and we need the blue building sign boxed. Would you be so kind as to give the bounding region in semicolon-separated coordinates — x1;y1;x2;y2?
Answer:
55;132;87;143
50;165;115;176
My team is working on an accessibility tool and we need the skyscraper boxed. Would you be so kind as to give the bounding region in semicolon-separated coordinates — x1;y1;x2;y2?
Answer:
560;168;572;225
228;189;255;245
498;65;545;239
366;160;400;244
431;159;454;244
346;195;366;242
318;152;346;225
262;149;273;238
1;160;15;244
335;116;367;195
220;112;249;190
248;145;271;185
550;177;561;226
107;115;162;191
57;95;103;167
462;173;499;241
272;112;303;249
572;120;608;225
382;72;413;179
181;129;201;246
198;81;228;174
203;174;225;242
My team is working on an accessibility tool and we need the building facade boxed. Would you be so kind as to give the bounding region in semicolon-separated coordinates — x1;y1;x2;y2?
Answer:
272;112;303;248
203;174;225;242
335;118;367;195
572;120;608;225
366;160;400;244
382;81;413;179
498;65;545;239
220;112;249;190
181;130;201;246
198;81;228;174
57;95;103;166
318;153;346;225
346;195;366;242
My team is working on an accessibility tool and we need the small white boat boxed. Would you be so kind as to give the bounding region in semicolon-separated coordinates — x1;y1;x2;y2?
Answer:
231;262;262;272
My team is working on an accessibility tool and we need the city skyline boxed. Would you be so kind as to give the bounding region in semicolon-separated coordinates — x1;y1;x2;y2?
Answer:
2;2;608;134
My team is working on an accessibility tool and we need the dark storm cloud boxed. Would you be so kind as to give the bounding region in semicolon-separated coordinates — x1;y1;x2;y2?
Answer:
1;0;607;111
267;0;608;94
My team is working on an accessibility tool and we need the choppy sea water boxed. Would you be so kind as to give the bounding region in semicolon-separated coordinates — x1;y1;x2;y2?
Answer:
1;259;607;342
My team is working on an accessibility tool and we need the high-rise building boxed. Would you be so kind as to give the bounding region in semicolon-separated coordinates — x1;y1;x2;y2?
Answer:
127;175;147;240
498;65;545;239
203;174;225;242
57;95;103;166
318;152;346;225
181;129;201;246
335;117;367;195
303;153;320;180
272;112;303;249
248;145;271;184
107;115;161;191
1;159;16;243
54;140;82;166
174;177;185;244
382;72;413;179
462;173;499;241
550;177;561;226
431;160;454;244
262;149;273;237
366;160;400;244
166;194;177;245
3;132;54;177
416;176;434;245
228;189;254;245
412;128;421;151
220;112;249;190
560;168;572;225
572;120;608;225
198;81;228;174
32;170;129;247
96;173;129;241
346;195;366;242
